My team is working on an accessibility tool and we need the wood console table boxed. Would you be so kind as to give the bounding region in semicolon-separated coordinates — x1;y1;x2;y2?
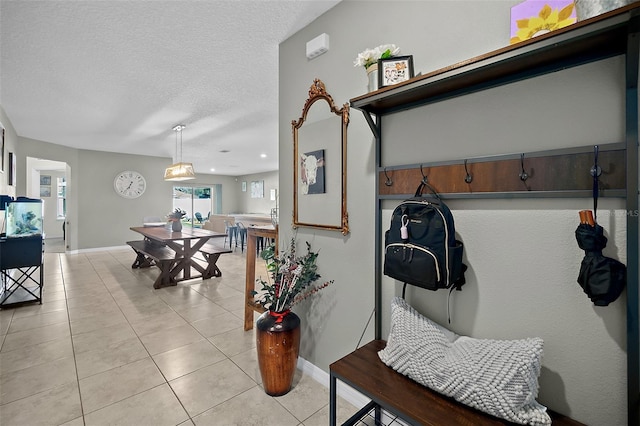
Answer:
244;225;278;330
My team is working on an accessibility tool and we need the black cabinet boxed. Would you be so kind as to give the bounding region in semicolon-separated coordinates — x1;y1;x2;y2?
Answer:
0;236;44;307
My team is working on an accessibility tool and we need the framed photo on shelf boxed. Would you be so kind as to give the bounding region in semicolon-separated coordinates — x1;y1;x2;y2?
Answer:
378;55;414;88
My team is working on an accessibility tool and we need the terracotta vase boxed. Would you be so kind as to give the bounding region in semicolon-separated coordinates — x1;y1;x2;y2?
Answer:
256;310;301;396
171;220;182;232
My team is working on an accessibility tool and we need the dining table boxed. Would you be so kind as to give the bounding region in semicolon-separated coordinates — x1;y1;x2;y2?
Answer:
129;225;226;288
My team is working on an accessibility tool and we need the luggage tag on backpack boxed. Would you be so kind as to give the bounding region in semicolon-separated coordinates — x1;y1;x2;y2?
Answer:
401;214;409;241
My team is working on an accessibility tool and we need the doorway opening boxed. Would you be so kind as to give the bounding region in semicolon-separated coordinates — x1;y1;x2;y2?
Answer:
26;157;69;253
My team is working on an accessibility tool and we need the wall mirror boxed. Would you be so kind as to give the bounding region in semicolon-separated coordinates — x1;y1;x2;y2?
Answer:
292;79;349;235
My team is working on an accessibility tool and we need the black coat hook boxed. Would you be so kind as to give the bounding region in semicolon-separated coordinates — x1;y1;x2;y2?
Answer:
384;167;393;186
420;164;428;184
519;153;528;181
464;159;473;183
590;145;602;178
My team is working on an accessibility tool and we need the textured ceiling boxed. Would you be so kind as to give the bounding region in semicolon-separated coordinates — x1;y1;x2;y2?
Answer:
0;0;340;176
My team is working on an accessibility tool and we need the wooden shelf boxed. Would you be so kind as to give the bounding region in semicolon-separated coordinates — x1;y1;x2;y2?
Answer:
351;4;639;116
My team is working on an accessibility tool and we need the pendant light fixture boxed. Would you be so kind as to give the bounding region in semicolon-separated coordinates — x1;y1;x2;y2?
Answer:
164;124;195;181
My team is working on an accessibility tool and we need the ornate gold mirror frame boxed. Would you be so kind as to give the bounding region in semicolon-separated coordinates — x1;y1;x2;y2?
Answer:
292;79;349;235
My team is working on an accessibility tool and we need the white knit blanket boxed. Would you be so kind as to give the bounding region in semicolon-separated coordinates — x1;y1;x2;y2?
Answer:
378;297;551;426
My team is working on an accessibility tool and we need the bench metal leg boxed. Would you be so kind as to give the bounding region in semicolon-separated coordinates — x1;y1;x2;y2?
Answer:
330;373;337;426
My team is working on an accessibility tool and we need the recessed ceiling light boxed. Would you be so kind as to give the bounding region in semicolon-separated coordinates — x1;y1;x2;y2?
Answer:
210;168;215;172
260;153;267;158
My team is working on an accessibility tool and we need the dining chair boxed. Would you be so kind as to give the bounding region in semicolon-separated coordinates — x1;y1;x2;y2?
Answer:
236;222;247;253
224;220;238;250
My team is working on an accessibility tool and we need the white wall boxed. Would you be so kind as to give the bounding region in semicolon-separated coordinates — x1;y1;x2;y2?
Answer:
280;1;629;424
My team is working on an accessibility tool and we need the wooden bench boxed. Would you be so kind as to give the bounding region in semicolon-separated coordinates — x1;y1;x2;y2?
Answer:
127;240;184;289
330;340;584;426
197;242;232;279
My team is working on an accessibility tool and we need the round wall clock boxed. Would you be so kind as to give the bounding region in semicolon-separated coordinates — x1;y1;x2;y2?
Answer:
114;170;146;199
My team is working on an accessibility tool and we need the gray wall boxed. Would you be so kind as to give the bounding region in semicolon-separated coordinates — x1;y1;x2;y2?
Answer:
280;1;628;424
235;170;279;215
14;135;240;250
0;106;18;199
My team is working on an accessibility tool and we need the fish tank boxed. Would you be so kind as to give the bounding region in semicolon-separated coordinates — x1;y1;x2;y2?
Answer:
5;198;43;238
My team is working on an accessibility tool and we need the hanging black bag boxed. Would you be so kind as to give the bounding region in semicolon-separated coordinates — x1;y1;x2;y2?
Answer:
383;182;466;291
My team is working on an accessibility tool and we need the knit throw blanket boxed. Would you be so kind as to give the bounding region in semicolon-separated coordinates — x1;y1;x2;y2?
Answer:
378;297;551;426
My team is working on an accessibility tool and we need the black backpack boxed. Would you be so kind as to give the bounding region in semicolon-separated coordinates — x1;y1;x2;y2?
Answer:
384;183;466;291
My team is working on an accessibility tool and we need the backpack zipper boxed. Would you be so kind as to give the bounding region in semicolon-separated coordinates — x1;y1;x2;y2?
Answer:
386;242;441;283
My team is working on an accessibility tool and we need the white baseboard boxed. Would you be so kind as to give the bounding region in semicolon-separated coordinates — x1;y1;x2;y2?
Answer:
297;356;409;426
297;356;371;408
67;244;129;255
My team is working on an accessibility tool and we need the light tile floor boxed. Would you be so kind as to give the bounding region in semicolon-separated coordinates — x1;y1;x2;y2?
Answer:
0;247;359;425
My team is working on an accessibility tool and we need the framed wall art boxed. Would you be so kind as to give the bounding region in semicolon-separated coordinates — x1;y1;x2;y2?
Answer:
242;181;247;192
251;180;264;198
378;55;414;88
1;127;4;174
8;152;15;186
292;79;350;235
40;175;51;185
40;186;51;197
509;0;576;45
300;149;326;194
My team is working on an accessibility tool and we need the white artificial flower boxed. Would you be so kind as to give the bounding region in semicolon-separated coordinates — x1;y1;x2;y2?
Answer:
354;44;401;69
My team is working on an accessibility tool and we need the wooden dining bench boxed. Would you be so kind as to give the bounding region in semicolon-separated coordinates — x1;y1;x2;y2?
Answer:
197;242;232;278
330;339;585;426
127;240;184;289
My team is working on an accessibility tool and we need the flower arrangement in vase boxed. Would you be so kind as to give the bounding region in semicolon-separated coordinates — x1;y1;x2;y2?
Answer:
354;44;401;91
167;208;186;232
253;238;333;313
252;238;333;395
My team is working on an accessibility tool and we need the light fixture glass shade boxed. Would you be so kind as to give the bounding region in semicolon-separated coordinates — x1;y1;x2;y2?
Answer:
164;162;195;181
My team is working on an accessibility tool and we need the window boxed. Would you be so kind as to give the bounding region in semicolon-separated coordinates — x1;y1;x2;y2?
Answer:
56;177;66;218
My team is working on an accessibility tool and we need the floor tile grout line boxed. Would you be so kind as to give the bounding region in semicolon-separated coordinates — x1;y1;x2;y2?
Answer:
62;251;89;426
90;253;235;423
66;251;161;421
3;249;333;425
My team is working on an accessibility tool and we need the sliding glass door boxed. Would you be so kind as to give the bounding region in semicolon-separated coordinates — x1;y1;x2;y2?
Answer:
173;186;218;228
